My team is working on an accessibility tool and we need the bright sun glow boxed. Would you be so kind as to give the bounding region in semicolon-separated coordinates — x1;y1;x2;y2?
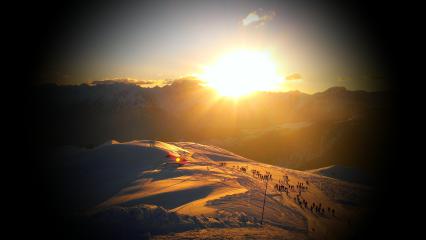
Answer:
199;50;283;97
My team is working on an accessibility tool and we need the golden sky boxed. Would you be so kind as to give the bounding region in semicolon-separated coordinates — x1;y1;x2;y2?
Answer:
45;0;388;93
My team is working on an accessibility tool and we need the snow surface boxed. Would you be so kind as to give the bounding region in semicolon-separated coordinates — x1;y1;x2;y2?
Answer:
57;140;372;239
308;165;373;186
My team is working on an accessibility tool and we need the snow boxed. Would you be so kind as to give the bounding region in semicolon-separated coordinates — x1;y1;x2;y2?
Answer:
308;165;373;186
57;140;372;239
152;225;308;240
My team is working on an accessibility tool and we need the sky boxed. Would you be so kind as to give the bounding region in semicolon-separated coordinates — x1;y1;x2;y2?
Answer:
44;0;388;93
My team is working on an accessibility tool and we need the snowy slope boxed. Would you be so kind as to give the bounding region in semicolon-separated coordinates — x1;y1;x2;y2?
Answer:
308;165;373;185
58;140;371;240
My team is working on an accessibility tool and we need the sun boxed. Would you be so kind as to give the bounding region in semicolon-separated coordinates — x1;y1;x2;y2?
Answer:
198;50;283;97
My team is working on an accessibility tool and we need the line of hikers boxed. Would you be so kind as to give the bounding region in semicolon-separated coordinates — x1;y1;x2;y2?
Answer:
252;169;272;182
232;165;248;173
276;175;336;218
275;178;308;194
309;202;335;217
231;164;273;182
296;181;308;191
274;183;290;195
230;164;336;218
294;191;335;217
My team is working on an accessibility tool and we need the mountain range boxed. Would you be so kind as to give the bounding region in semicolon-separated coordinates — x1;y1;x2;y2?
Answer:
31;79;392;179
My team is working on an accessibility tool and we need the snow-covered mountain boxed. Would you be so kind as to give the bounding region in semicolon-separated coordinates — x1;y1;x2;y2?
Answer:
54;140;371;240
33;81;391;172
34;82;156;110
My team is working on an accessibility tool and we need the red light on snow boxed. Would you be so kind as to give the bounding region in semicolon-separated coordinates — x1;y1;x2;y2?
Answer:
166;152;188;164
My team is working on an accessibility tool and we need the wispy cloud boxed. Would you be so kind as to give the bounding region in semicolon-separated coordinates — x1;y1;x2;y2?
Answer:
242;9;275;27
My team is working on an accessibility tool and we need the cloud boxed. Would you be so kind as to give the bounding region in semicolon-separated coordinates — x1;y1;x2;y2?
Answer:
89;77;202;88
242;9;275;27
90;78;171;87
286;73;303;81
